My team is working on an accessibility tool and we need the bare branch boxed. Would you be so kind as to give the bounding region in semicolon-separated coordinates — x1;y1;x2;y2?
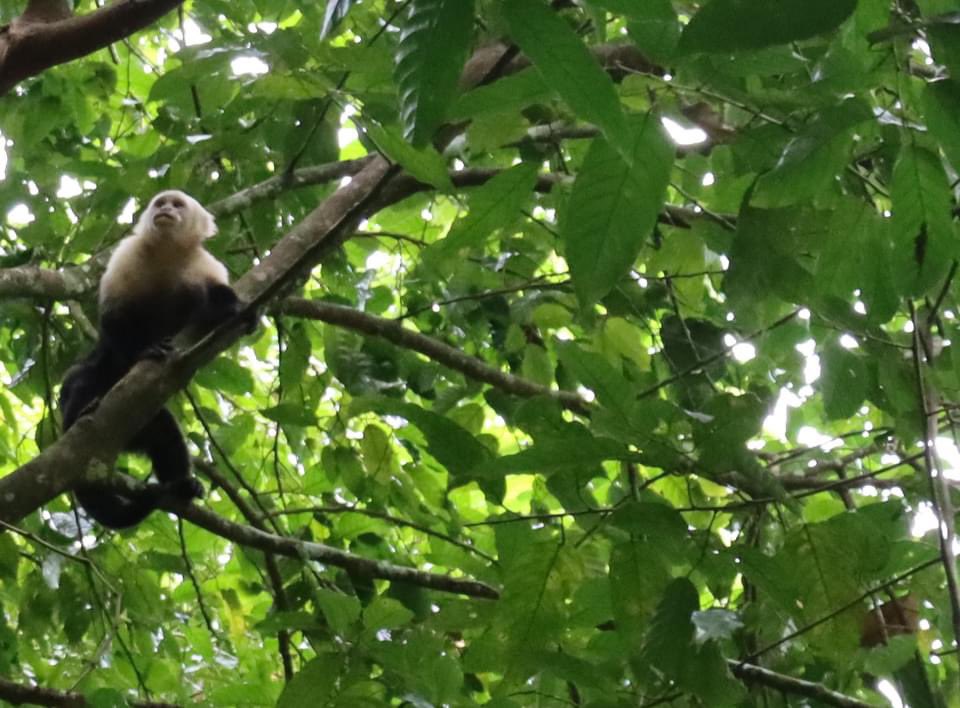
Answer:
0;675;178;707
0;1;184;95
169;500;499;599
728;661;872;708
277;298;589;413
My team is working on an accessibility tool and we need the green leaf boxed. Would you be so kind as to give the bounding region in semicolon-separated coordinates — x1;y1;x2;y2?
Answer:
430;162;539;258
316;588;362;634
365;123;454;191
640;577;698;678
890;144;956;295
563;114;673;305
353;397;491;479
684;643;745;705
691;393;768;476
472;433;636;478
277;657;338;707
260;403;318;427
363;597;415;631
679;0;857;53
821;342;869;420
495;526;564;674
609;503;688;556
500;0;632;159
626;0;680;63
610;540;672;666
451;68;552;121
195;356;256;396
923;79;960;177
0;535;17;579
556;342;633;416
752;100;871;207
395;0;475;146
278;322;312;391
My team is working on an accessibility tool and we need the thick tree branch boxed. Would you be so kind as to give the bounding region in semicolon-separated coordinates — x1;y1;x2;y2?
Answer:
0;0;184;95
0;260;99;299
277;297;589;413
728;662;871;708
206;156;376;215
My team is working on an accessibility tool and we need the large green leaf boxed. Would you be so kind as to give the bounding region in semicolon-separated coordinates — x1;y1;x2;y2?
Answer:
889;144;956;295
430;162;539;258
563;114;673;305
450;68;552;121
353;397;491;480
640;577;698;677
820;339;869;420
680;0;858;53
586;0;679;63
752;100;871;207
500;0;632;159
277;658;339;707
922;80;960;177
365;123;454;191
395;0;475;147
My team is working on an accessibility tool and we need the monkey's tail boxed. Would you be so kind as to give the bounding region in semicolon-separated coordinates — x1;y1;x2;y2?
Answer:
75;476;203;529
74;484;160;529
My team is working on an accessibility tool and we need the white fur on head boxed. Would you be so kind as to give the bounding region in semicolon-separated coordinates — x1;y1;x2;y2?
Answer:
101;191;227;306
133;189;217;247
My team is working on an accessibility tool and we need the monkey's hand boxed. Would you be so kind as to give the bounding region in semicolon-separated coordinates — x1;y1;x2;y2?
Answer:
76;396;102;420
140;339;174;361
238;302;259;334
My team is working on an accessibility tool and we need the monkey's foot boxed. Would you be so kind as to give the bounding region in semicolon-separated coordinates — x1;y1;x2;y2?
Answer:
164;477;204;501
240;304;259;334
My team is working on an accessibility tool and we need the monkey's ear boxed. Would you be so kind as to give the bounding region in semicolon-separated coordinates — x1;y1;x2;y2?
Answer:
196;206;218;239
132;201;153;237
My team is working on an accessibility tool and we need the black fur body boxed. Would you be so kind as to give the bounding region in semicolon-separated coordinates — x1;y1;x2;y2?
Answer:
59;190;249;529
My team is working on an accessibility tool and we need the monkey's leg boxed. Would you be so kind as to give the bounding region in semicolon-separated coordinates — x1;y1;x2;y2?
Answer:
129;409;203;500
60;365;106;430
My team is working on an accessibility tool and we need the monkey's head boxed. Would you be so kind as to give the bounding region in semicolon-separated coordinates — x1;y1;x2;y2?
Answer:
134;190;217;247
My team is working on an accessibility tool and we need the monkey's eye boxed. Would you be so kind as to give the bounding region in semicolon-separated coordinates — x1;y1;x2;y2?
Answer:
172;199;184;208
155;198;166;207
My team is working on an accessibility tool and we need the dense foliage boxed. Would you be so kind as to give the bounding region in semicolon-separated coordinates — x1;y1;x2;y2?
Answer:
3;0;960;705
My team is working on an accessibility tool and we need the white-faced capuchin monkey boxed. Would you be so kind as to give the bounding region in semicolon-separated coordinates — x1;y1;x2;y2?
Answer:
60;190;254;529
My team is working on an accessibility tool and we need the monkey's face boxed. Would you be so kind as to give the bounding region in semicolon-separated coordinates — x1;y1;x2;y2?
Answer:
150;192;189;231
136;190;218;246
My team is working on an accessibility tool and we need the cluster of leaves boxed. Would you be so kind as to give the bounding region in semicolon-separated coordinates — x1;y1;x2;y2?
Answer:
2;0;960;705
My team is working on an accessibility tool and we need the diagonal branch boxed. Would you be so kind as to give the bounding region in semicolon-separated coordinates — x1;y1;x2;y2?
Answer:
277;298;589;413
728;661;871;708
169;500;498;599
0;0;184;95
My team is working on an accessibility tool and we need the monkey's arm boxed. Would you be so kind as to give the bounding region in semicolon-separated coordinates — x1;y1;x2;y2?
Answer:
195;283;257;335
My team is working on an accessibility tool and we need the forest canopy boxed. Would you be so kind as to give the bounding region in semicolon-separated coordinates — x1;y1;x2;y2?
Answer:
0;0;958;706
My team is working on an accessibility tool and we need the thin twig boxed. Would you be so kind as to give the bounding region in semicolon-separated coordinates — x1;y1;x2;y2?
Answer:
909;301;960;667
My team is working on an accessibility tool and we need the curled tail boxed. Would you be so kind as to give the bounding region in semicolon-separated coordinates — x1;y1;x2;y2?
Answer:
74;476;202;529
